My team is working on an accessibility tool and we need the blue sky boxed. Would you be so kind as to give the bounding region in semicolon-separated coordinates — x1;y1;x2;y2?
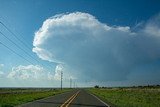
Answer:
0;0;160;87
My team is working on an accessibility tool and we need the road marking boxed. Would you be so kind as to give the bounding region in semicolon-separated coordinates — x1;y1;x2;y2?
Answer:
18;91;71;107
60;92;77;107
89;93;110;107
60;91;80;107
66;91;80;107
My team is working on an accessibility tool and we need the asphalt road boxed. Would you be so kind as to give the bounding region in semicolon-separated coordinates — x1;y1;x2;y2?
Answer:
18;89;109;107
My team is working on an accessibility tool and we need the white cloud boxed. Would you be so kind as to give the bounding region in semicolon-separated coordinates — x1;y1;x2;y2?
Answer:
32;12;160;85
7;65;50;80
32;12;131;65
0;71;4;77
115;26;130;32
32;47;54;62
53;64;63;80
0;64;4;67
47;72;54;80
0;64;63;87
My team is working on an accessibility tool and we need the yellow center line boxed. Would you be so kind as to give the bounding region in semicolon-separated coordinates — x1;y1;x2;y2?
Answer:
60;92;76;107
60;91;80;107
65;91;80;107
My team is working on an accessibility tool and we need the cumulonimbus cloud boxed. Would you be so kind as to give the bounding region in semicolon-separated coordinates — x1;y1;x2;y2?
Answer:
32;12;160;85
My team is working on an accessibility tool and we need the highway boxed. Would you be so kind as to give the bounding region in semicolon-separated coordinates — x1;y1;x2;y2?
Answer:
18;89;109;107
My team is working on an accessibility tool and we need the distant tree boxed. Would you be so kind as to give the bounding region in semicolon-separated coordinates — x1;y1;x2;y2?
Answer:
94;85;99;88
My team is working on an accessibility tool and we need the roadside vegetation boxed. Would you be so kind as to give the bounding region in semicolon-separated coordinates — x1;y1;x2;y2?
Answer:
89;85;160;107
0;88;70;107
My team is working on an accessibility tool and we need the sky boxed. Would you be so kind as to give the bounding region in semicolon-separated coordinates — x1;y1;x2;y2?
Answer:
0;0;160;87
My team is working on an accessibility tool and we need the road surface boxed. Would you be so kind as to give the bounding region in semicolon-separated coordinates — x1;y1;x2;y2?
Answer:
18;89;109;107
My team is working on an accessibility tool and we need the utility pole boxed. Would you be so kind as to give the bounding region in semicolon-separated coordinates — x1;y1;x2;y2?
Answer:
70;78;72;88
74;82;75;88
61;71;63;90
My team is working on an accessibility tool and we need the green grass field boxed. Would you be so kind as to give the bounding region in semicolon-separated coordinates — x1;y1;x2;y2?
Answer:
89;87;160;107
0;88;70;107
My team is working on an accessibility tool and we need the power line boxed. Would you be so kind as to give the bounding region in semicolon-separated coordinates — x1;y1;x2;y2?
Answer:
0;21;31;50
0;31;52;70
0;31;37;64
0;21;53;70
0;41;34;65
0;22;39;63
0;31;52;68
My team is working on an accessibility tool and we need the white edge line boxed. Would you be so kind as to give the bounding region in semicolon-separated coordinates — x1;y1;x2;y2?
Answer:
89;92;110;107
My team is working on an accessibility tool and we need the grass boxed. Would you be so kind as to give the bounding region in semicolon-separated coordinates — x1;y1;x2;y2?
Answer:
88;87;160;107
0;88;70;107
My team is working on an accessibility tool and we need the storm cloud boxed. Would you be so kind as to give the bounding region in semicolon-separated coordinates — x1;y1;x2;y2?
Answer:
33;12;160;85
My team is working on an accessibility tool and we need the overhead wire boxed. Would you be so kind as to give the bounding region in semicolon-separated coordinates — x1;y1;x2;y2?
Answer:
0;41;34;65
0;21;31;50
0;21;53;70
0;31;37;64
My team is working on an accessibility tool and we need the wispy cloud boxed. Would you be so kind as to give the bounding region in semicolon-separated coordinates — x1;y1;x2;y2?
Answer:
143;13;160;37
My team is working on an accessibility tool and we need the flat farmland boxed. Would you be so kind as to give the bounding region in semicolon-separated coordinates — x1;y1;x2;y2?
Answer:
89;86;160;107
0;88;69;107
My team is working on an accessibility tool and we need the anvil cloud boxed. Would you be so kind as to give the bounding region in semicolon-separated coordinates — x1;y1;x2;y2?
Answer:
33;12;160;86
